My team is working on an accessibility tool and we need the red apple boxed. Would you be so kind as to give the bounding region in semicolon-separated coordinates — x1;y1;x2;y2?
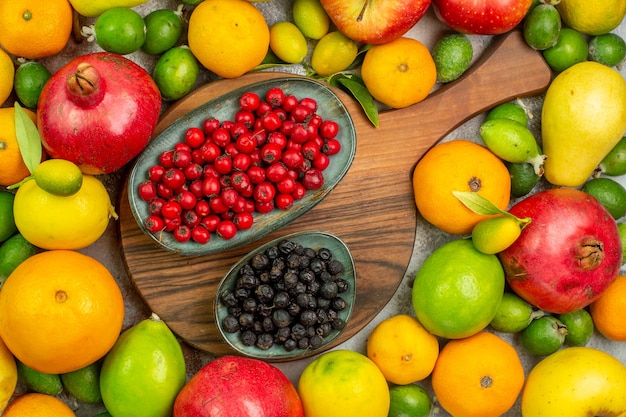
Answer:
37;52;162;175
173;356;304;417
319;0;432;44
498;188;622;314
432;0;532;35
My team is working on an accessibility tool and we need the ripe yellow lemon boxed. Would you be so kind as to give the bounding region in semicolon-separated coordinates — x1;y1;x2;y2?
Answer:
298;350;390;417
361;37;436;108
310;31;358;77
366;314;439;385
557;0;626;35
0;336;17;412
0;49;14;106
13;175;117;250
188;0;270;78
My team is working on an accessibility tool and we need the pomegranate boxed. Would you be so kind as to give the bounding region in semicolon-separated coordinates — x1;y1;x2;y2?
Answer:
498;188;622;314
173;356;304;417
37;52;161;175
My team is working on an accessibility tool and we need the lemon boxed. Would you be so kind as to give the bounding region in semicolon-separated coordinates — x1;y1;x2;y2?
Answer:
0;48;14;107
32;159;83;197
188;0;270;79
412;239;505;339
13;175;117;250
0;336;17;412
310;31;358;77
69;0;149;18
557;0;626;35
293;0;330;40
269;21;308;64
582;177;626;219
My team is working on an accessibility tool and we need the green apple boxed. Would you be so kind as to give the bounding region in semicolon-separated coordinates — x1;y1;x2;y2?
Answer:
522;347;626;416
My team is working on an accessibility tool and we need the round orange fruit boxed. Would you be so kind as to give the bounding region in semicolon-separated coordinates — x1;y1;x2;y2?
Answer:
2;393;75;417
590;274;626;341
0;250;124;374
0;107;37;187
413;139;511;235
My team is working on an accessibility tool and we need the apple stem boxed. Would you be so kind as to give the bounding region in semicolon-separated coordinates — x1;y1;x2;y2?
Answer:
357;0;369;22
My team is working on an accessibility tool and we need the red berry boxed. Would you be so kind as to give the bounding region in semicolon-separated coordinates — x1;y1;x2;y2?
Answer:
260;142;283;164
148;165;165;182
247;165;266;184
203;117;221;136
292;182;307;200
239;91;261;112
148;198;165;216
201;214;221;232
320;119;339;139
233;211;254;230
158;150;174;168
195;199;211;217
212;127;231;148
253;181;276;204
184;163;203;181
235;110;256;129
216;220;237;239
302;168;324;190
214;154;233;175
274;193;294;210
162;168;186;190
173;225;192;242
176;190;197;210
266;87;285;107
182;209;201;228
138;180;157;201
161;201;183;219
144;215;164;233
235;132;257;154
299;97;317;112
185;127;205;148
191;225;211;244
313;152;330;170
265;162;288;183
282;94;299;112
323;138;341;155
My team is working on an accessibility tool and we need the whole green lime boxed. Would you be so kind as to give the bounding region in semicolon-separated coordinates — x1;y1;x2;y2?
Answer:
490;292;544;333
94;7;146;55
582;177;626;219
142;8;183;55
432;33;473;83
153;46;200;101
388;384;432;417
542;28;588;72
558;309;594;346
14;61;51;109
412;239;505;339
16;360;63;395
0;233;38;284
588;33;626;67
0;191;17;243
507;161;541;198
61;361;102;404
32;159;83;197
520;316;567;356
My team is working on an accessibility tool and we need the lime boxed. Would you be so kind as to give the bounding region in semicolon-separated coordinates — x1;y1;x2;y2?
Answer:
269;21;308;64
412;239;505;339
93;7;146;55
13;61;51;109
310;31;358;77
618;222;626;263
507;162;541;198
542;28;588;72
490;292;544;333
520;316;568;356
93;413;113;417
142;8;183;55
588;33;626;67
558;309;594;346
388;384;432;417
293;0;330;40
31;159;83;197
153;46;200;101
598;136;626;176
16;360;63;395
581;177;626;219
0;233;38;285
485;101;529;126
181;0;203;4
61;361;102;404
523;3;562;50
0;191;17;243
472;215;523;255
432;33;473;83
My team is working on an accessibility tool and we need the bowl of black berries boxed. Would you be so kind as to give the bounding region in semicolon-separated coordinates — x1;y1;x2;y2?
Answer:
214;230;356;361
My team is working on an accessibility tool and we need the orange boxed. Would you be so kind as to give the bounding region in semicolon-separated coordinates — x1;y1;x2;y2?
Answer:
431;331;525;417
0;48;14;106
366;314;439;385
187;0;270;78
413;139;511;235
2;393;75;417
0;107;37;187
298;349;390;417
360;37;437;109
590;274;626;341
0;0;73;59
0;250;124;374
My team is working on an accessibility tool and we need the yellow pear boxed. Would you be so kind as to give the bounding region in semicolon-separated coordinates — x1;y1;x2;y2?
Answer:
542;61;626;187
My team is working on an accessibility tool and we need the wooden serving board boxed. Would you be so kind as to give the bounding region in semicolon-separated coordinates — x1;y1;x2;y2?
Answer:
119;30;552;357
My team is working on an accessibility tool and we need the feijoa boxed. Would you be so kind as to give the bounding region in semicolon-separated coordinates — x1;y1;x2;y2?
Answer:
153;46;200;101
523;4;562;50
432;33;473;83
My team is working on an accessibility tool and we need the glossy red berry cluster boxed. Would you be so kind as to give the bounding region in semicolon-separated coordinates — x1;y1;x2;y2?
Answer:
137;87;342;244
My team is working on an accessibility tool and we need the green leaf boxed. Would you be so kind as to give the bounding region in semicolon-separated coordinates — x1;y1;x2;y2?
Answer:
452;191;508;216
13;102;42;176
329;74;379;127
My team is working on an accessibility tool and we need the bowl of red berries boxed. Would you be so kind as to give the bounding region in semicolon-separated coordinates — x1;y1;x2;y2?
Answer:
214;230;356;361
127;77;356;255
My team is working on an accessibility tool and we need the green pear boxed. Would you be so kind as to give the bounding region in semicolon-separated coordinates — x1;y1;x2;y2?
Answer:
542;61;626;187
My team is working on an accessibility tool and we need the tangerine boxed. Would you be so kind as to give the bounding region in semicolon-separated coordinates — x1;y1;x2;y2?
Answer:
0;107;37;187
361;37;436;109
431;331;525;417
187;0;270;78
0;250;124;374
590;274;626;341
2;393;75;417
0;0;73;59
366;314;439;385
0;48;14;106
413;139;511;235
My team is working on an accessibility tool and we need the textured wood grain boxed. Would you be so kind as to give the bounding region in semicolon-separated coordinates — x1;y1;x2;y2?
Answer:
119;30;552;358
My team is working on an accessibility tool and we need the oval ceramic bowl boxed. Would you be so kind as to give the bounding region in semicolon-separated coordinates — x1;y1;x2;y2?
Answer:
127;77;356;256
214;231;356;361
